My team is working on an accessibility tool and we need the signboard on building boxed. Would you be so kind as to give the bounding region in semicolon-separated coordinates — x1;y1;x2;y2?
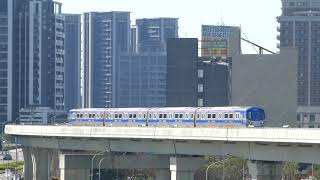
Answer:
201;25;231;58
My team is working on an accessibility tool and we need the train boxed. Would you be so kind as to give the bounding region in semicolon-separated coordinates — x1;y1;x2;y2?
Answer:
67;106;266;128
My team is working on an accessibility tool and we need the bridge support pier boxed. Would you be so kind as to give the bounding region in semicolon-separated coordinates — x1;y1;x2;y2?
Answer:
155;169;170;180
170;156;205;180
30;148;52;180
23;147;33;180
248;161;283;180
59;154;89;180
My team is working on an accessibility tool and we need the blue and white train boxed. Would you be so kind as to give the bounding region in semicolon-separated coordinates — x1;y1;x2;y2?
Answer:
67;106;266;127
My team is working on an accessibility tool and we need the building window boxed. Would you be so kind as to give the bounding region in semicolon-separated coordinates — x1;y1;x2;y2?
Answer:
198;99;203;107
309;125;315;128
198;84;203;93
310;114;315;122
198;69;204;78
297;114;300;121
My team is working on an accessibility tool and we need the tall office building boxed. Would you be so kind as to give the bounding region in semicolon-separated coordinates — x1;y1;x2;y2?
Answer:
116;52;167;107
201;25;241;57
63;14;81;111
136;18;178;53
278;0;320;106
278;0;320;126
82;12;130;108
0;0;64;123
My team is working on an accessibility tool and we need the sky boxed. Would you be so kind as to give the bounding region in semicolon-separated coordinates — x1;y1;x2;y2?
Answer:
56;0;282;54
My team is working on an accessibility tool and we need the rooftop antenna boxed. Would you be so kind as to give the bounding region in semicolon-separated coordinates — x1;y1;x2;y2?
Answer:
220;8;224;26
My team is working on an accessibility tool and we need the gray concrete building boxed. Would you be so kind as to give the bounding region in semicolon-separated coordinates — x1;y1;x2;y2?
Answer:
116;52;167;107
0;0;64;123
82;11;130;108
63;14;81;112
231;48;297;127
136;18;178;53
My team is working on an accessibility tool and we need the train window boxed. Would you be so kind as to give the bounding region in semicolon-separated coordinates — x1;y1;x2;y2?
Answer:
224;114;228;118
133;114;137;118
159;114;163;118
80;114;83;118
179;114;183;118
149;114;152;118
208;114;212;118
77;114;80;118
129;114;133;119
212;114;216;118
144;114;146;118
164;114;167;118
191;114;194;119
119;114;122;118
89;114;92;118
115;114;119;119
175;114;179;118
202;114;206;118
93;114;96;118
197;114;200;118
229;114;233;118
153;114;157;118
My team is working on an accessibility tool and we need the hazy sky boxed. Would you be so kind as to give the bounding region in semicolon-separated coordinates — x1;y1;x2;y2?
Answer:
56;0;282;54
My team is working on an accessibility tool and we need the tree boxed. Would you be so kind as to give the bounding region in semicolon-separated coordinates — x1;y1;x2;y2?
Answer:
282;162;298;180
194;156;248;180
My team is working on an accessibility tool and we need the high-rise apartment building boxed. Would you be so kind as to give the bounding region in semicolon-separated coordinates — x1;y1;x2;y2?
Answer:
116;52;167;107
278;0;320;106
82;12;130;108
0;0;64;123
136;18;178;53
63;14;81;111
278;0;320;125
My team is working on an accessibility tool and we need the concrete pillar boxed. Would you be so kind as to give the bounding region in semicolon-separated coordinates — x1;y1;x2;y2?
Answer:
31;148;51;180
59;153;90;180
22;147;33;180
155;169;170;180
247;161;283;180
170;156;205;180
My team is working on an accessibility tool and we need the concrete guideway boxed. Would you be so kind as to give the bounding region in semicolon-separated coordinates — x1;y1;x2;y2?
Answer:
5;125;320;144
5;125;320;180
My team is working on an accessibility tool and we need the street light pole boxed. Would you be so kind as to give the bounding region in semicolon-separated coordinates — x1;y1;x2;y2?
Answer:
90;150;108;180
206;156;230;180
98;154;111;180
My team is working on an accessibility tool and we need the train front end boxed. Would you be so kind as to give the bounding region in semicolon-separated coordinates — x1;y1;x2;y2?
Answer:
246;107;265;127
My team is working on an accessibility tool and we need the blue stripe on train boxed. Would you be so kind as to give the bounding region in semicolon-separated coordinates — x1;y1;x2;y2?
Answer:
69;119;246;124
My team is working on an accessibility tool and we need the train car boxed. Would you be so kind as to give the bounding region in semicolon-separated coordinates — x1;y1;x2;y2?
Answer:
104;108;149;127
68;108;105;126
147;107;195;127
195;106;265;127
67;106;266;128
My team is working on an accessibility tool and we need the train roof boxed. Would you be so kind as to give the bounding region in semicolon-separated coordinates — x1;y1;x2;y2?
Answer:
69;106;262;113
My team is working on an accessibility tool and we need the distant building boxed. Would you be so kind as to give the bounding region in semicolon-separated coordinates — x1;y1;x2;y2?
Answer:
63;14;81;111
19;107;66;125
166;38;230;107
231;48;297;127
0;0;64;123
116;52;167;107
136;18;178;53
297;106;320;128
166;38;198;107
197;57;230;107
201;25;241;57
278;0;320;107
82;12;130;108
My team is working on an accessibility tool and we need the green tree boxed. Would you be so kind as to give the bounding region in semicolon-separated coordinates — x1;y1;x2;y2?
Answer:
195;157;248;180
282;162;298;180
